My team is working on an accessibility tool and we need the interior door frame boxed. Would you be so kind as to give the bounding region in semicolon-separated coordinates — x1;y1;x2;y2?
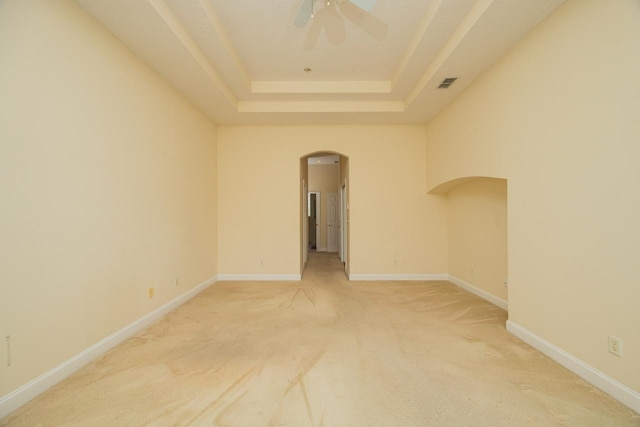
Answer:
308;191;321;251
340;180;347;265
302;179;308;266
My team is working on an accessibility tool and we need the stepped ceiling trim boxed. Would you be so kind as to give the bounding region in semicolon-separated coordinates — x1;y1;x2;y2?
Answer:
76;0;565;124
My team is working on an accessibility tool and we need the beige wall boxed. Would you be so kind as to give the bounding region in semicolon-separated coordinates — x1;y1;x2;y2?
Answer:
426;0;640;392
6;0;636;413
217;125;448;276
308;164;340;251
0;0;218;397
447;179;508;302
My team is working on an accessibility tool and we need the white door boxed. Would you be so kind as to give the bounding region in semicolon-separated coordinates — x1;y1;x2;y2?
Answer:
338;187;342;260
328;192;339;252
340;184;347;264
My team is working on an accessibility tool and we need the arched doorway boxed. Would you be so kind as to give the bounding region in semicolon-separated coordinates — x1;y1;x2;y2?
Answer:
300;151;350;278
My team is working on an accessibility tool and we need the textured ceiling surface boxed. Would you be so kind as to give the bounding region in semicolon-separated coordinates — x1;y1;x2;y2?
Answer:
75;0;566;124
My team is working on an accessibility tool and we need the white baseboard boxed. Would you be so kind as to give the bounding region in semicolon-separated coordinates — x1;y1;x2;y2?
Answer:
349;274;449;281
217;274;301;281
317;247;328;252
0;274;218;420
507;320;640;414
448;275;508;310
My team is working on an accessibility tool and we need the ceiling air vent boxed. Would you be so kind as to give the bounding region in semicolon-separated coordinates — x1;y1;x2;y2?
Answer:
437;77;458;89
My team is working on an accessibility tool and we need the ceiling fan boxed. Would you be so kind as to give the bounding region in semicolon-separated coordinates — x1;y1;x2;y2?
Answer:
296;0;377;27
295;0;386;48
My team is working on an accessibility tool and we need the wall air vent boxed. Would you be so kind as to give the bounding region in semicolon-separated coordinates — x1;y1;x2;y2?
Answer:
437;77;458;89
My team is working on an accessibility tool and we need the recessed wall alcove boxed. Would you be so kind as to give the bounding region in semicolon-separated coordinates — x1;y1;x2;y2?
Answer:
431;176;509;310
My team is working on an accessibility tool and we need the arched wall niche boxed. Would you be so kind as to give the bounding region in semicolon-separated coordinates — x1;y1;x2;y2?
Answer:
428;175;507;195
439;176;509;310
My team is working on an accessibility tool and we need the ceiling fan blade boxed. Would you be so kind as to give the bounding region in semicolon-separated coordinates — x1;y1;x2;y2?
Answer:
338;1;387;41
348;0;376;12
303;3;346;49
295;0;313;27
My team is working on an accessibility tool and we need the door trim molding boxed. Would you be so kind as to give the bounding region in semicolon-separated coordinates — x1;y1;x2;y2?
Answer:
308;191;320;251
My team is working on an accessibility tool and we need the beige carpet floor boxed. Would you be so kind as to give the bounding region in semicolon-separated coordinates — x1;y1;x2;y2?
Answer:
2;253;638;426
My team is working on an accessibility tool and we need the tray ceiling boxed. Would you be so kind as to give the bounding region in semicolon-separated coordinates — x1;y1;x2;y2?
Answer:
75;0;565;124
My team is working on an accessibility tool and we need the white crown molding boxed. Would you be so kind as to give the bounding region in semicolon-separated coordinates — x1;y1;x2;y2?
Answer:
406;0;494;106
507;320;640;414
252;80;391;94
197;0;251;88
391;0;443;89
448;275;508;310
148;0;238;107
0;275;218;420
238;100;405;113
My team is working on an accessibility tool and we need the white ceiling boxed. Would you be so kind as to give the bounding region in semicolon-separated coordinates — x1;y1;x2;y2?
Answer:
75;0;565;125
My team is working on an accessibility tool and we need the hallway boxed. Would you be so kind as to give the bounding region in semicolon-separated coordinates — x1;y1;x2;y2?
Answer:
302;251;346;282
3;253;637;426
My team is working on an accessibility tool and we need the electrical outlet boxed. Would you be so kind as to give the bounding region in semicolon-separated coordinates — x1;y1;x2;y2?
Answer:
471;266;475;276
503;278;508;288
148;287;154;298
175;276;180;287
393;259;398;265
608;335;622;357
